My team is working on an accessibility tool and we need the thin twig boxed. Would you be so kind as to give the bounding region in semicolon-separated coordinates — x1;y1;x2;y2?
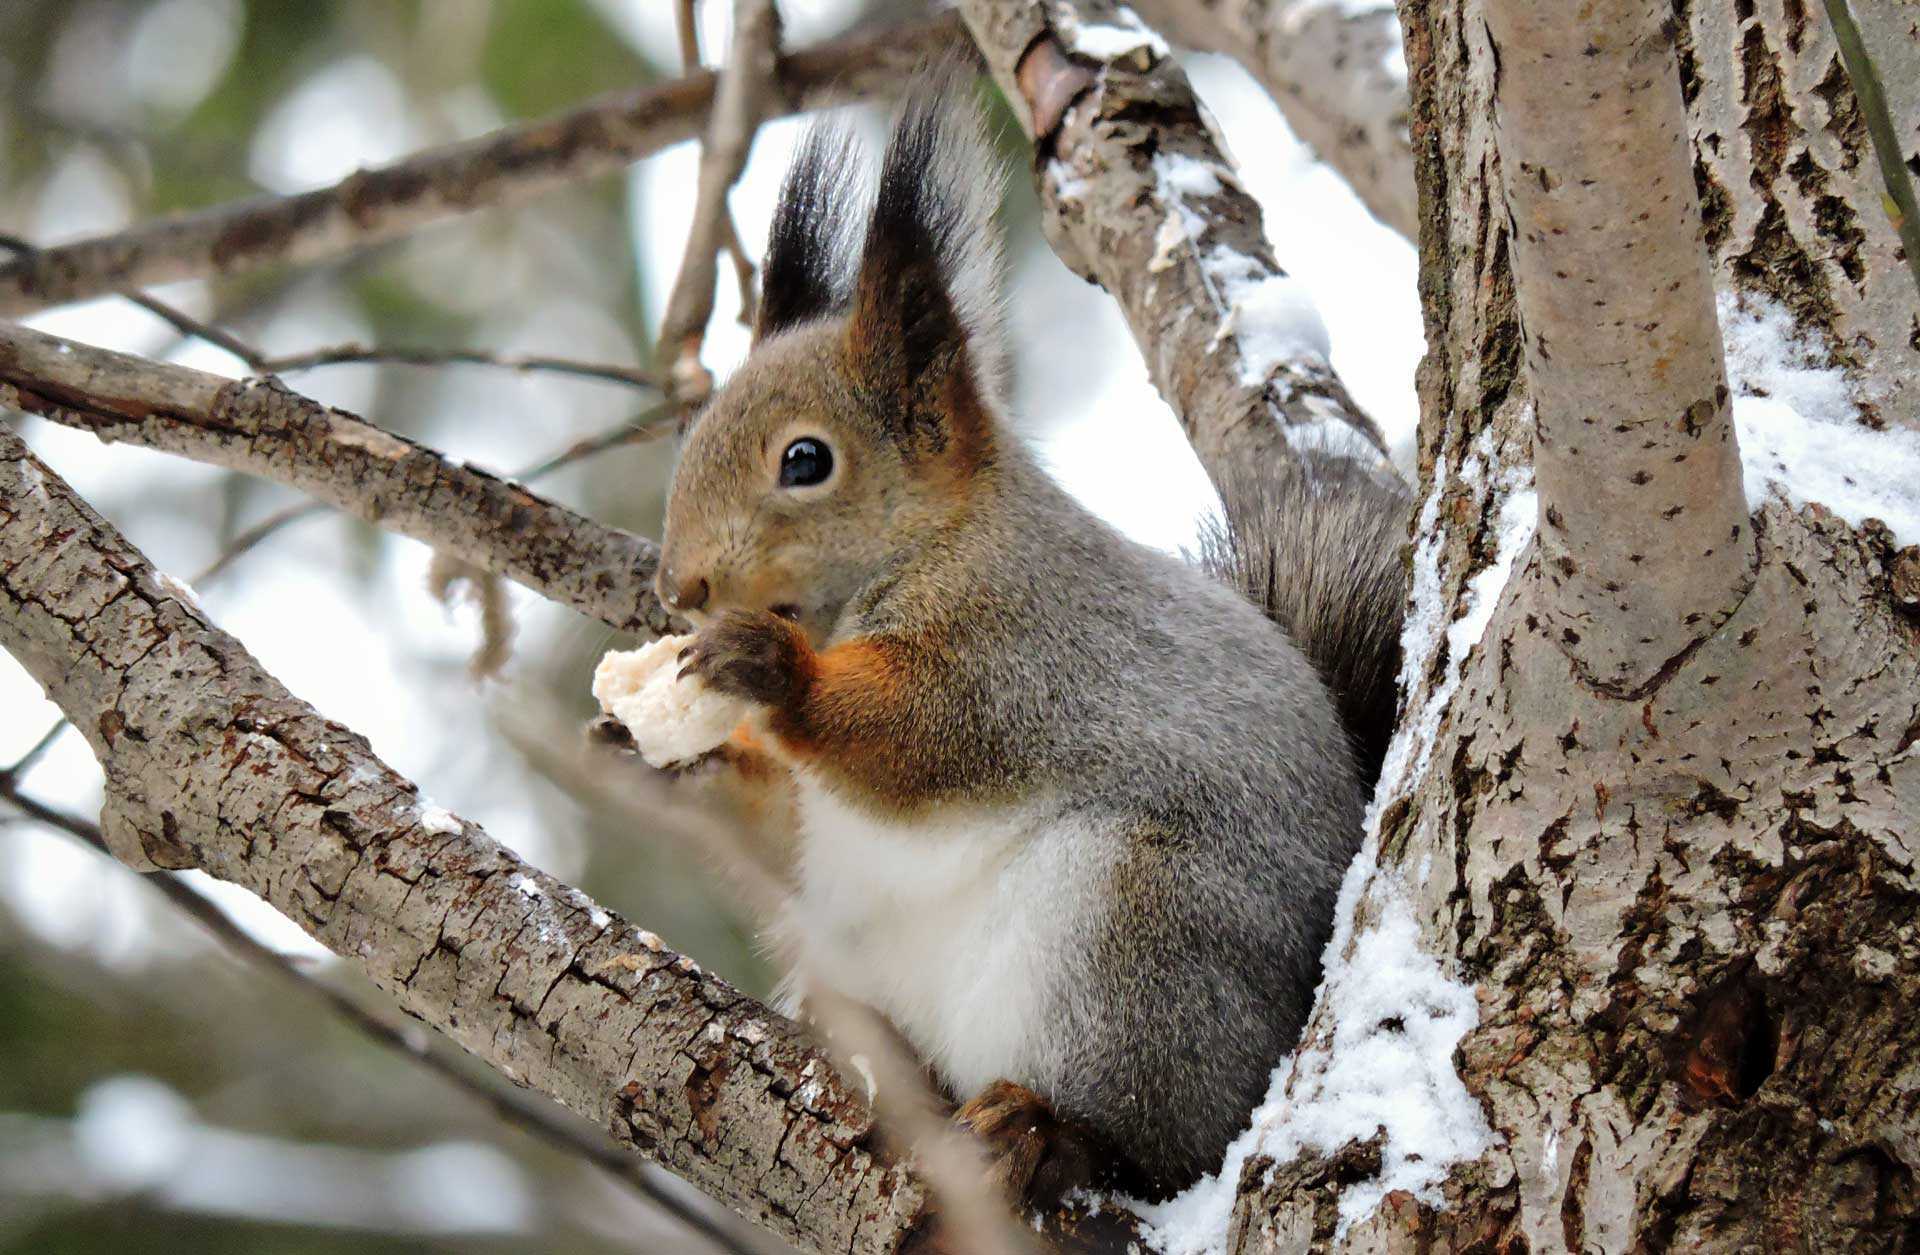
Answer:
0;781;758;1255
0;14;973;318
261;344;660;390
674;0;763;330
657;0;782;405
2;719;68;784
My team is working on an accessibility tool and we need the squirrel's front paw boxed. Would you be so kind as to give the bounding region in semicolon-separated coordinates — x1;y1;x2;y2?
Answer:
954;1080;1108;1212
678;609;810;708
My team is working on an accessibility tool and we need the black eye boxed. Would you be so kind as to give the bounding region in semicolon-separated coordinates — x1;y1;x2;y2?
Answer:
779;437;833;488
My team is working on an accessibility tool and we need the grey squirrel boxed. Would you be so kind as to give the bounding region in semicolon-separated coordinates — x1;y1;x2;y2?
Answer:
655;79;1409;1201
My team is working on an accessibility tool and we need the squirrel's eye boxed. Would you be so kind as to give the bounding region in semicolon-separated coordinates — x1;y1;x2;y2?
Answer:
779;437;833;488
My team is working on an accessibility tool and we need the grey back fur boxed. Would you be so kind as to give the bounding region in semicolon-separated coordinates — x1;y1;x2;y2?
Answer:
843;439;1377;1191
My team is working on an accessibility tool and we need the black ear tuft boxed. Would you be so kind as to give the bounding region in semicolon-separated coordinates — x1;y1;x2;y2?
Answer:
756;125;861;343
846;74;1007;426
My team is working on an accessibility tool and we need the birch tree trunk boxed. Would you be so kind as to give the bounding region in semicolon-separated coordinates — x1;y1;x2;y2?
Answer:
1228;0;1920;1249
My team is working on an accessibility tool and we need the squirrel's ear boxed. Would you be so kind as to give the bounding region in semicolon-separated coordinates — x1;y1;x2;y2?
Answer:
845;77;1008;447
756;126;861;344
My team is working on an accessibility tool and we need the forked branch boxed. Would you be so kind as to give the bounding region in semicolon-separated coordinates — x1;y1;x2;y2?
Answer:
1485;0;1753;693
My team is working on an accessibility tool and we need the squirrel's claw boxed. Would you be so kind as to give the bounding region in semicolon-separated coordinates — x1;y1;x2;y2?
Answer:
953;1079;1115;1214
678;609;808;708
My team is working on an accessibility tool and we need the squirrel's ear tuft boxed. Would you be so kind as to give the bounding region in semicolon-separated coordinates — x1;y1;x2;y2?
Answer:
846;74;1009;432
756;125;862;343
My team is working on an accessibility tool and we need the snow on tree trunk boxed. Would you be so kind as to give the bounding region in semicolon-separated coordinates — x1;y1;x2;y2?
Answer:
1203;0;1920;1250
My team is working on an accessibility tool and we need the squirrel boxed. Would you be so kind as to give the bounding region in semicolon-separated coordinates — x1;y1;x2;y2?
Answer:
654;78;1410;1202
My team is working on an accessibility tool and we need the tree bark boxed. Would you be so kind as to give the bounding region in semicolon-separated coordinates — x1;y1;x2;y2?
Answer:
0;426;932;1252
958;0;1394;493
1227;0;1920;1249
1129;0;1418;241
0;322;673;636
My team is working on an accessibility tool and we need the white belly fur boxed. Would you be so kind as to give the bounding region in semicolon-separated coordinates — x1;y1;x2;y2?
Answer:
783;769;1113;1101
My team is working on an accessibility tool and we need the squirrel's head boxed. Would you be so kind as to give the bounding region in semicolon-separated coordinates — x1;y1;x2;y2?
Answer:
658;79;1007;644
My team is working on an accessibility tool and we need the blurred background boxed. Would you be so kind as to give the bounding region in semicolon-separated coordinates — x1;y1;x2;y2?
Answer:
0;1;1420;1250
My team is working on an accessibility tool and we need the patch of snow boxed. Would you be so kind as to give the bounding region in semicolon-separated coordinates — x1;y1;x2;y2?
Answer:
508;873;543;899
1283;417;1388;464
1149;149;1338;399
1047;161;1090;204
417;805;461;835
157;572;201;610
1064;5;1169;63
1138;872;1492;1251
1720;291;1920;545
1209;266;1335;385
1153;152;1227;200
1370;425;1535;825
391;1141;534;1234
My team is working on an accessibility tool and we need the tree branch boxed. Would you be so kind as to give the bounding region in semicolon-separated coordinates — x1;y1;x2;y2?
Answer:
657;0;784;406
0;322;673;636
0;426;931;1252
1127;0;1417;241
0;781;759;1255
958;0;1394;492
1485;0;1753;694
0;13;974;318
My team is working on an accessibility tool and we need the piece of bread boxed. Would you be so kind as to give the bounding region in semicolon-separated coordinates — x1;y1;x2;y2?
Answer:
592;635;751;769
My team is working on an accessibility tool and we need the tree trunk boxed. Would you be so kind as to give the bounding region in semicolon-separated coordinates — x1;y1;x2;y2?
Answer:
1228;0;1920;1249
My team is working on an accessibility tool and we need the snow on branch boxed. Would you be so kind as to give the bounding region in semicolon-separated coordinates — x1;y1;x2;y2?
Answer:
1485;0;1754;695
1127;0;1416;241
957;0;1395;493
0;322;673;636
0;12;973;318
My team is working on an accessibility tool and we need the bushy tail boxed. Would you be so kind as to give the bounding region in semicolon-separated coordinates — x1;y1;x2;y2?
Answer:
1201;454;1411;783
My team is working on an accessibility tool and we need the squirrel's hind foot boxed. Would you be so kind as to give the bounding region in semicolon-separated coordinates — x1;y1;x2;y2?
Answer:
954;1079;1117;1212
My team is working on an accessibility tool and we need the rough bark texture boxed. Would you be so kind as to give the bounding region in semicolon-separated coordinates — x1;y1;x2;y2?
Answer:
1487;0;1753;693
1129;0;1417;241
959;0;1393;493
1679;0;1920;429
0;13;973;318
0;322;673;636
1228;0;1920;1248
0;428;927;1252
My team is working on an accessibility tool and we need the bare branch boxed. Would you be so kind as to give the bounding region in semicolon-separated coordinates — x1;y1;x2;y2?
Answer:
0;13;975;319
1485;0;1754;694
0;426;930;1251
0;322;673;636
261;343;661;390
1127;0;1417;240
958;0;1394;492
0;782;760;1255
658;0;784;406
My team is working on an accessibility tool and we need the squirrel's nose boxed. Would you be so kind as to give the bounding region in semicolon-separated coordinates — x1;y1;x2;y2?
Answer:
657;567;709;613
